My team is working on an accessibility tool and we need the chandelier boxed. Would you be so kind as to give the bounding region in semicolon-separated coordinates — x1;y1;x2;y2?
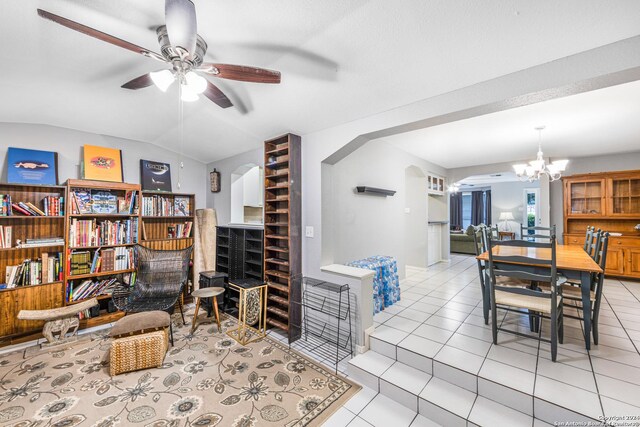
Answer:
513;126;568;182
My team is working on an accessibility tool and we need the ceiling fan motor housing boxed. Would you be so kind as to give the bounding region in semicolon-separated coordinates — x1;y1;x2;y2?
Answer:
156;25;207;69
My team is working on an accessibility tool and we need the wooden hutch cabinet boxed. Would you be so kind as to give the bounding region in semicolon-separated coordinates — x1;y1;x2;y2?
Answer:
563;170;640;279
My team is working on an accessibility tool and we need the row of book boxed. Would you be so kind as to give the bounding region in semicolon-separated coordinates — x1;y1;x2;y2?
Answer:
89;247;136;273
167;221;194;239
69;246;135;276
3;253;64;288
70;189;138;215
69;218;138;248
0;226;12;248
142;195;191;217
0;195;64;217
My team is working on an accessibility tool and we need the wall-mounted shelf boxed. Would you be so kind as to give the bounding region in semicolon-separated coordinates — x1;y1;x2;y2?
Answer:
355;186;396;196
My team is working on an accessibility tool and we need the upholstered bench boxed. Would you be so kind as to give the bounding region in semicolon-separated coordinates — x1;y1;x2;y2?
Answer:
109;311;170;376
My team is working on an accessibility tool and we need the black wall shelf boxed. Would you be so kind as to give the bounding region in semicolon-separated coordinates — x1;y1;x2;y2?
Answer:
355;186;396;196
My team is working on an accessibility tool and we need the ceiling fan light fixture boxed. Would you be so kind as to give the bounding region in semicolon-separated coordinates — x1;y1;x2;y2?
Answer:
165;0;197;58
180;83;199;102
150;69;175;92
185;71;207;94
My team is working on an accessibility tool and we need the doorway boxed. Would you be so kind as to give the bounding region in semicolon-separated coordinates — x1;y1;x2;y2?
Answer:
523;188;540;239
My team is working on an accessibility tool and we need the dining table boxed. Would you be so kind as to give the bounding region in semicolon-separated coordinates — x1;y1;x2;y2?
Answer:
477;244;603;350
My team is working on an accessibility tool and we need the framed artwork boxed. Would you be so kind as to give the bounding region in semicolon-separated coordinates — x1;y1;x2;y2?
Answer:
91;190;118;214
82;144;124;182
7;147;58;185
140;159;172;192
174;196;190;216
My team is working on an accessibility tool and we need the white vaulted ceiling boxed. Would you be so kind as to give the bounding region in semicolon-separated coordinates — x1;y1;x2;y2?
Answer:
382;79;640;169
1;1;640;162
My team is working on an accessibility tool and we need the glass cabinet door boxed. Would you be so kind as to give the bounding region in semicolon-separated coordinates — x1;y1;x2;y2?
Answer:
609;178;640;215
566;179;605;216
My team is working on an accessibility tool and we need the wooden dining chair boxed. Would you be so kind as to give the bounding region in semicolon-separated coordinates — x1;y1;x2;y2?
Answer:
539;232;609;345
473;227;490;324
583;226;596;254
520;224;554;241
487;234;564;361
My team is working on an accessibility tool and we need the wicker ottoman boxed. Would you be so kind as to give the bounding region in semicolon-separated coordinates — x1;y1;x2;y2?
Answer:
109;311;170;376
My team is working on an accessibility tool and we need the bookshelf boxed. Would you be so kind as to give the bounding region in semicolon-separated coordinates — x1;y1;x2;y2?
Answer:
0;182;197;346
63;179;141;326
0;183;66;341
263;133;302;343
139;191;195;288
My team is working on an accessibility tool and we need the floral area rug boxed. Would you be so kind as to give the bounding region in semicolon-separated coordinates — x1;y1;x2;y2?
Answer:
0;313;359;427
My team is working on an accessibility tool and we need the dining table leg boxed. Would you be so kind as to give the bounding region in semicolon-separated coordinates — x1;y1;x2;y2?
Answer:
580;271;592;350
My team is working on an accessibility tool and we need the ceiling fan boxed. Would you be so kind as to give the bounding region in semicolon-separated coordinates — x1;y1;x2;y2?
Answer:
37;0;281;108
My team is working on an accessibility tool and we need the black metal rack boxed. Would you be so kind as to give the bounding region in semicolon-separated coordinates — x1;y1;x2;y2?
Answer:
215;226;264;315
296;277;353;372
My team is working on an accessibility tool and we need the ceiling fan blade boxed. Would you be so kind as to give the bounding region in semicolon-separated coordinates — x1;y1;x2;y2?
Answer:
37;9;166;62
165;0;197;58
121;73;154;90
198;63;281;84
203;81;233;108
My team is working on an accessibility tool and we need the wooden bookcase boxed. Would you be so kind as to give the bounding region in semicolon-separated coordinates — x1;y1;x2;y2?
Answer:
263;133;302;342
563;169;640;278
64;179;141;328
0;183;66;342
139;191;196;289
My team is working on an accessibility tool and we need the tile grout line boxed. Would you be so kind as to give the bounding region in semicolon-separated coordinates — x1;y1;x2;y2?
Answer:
601;293;640;356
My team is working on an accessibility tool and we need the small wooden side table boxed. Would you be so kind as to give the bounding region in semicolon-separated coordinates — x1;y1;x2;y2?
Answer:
498;231;516;240
191;287;225;333
226;279;268;345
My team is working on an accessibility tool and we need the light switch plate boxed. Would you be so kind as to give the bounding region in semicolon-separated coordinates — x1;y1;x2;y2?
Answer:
305;226;314;238
404;207;411;214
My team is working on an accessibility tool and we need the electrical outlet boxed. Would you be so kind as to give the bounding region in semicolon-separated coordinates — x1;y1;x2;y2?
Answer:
305;226;314;238
404;207;411;214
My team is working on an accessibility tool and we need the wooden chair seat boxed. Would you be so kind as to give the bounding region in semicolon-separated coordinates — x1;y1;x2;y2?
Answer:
495;276;530;287
538;283;596;302
495;290;561;314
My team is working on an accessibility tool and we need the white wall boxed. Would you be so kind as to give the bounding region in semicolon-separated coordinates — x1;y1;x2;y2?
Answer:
550;151;640;241
301;36;640;280
405;166;428;267
490;181;540;238
0;123;207;207
206;147;262;225
325;140;446;277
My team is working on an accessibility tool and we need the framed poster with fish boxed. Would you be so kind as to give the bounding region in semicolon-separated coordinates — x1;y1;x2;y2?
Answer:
140;159;172;192
7;147;58;185
82;144;124;182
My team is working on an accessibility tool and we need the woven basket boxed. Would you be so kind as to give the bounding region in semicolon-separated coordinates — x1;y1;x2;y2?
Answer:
110;329;168;376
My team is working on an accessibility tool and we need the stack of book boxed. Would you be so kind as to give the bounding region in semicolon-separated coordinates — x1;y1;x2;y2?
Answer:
4;252;64;288
142;195;191;216
69;218;138;247
0;226;12;248
67;277;119;302
167;221;193;239
0;195;64;216
16;237;64;248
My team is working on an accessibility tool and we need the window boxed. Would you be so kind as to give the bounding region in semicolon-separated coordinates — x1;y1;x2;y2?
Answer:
462;192;472;229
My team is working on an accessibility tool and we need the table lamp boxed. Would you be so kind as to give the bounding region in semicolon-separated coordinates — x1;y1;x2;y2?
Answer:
499;211;515;231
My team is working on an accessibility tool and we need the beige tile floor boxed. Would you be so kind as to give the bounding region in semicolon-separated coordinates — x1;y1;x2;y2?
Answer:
312;254;640;426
